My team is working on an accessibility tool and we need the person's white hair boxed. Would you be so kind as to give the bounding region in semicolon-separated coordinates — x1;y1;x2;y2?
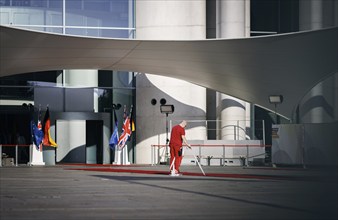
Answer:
180;120;187;128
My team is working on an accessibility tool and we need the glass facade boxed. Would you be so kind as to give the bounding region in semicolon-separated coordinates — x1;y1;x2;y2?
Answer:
0;0;136;109
0;0;136;164
0;0;136;108
0;0;135;37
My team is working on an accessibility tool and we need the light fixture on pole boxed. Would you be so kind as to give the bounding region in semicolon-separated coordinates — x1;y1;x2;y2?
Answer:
269;95;283;104
269;95;283;124
160;104;174;115
160;104;174;164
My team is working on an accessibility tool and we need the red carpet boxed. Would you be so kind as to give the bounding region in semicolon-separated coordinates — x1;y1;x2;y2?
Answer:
64;165;297;180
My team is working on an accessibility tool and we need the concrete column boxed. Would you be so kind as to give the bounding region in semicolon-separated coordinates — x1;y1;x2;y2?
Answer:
135;0;207;164
298;0;338;123
299;0;337;31
136;0;206;40
335;0;338;26
299;73;338;123
216;0;250;38
63;69;99;112
216;0;251;140
299;0;323;30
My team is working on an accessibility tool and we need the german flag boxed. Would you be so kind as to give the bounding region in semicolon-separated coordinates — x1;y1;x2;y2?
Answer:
42;107;57;147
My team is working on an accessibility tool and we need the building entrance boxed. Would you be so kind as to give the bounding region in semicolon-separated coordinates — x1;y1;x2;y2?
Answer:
86;120;103;164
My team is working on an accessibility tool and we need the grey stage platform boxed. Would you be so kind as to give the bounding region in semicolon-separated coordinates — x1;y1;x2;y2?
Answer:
1;164;337;220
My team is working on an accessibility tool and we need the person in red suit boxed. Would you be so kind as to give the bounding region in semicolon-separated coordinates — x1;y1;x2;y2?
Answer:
169;120;191;175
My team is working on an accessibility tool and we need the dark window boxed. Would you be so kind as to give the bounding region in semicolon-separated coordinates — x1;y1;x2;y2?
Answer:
251;0;299;35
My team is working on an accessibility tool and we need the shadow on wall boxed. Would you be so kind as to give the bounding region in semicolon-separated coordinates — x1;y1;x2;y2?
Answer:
272;122;338;167
58;145;86;164
272;150;294;164
298;72;337;123
136;74;207;144
301;95;334;119
305;147;328;165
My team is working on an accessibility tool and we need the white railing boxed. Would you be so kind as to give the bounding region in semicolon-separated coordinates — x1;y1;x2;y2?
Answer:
169;119;265;141
151;143;271;167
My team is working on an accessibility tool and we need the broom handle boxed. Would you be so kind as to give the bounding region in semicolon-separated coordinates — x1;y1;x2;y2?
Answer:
188;147;206;176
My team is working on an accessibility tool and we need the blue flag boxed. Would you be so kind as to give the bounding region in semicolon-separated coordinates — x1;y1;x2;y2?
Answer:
109;109;119;150
30;110;44;151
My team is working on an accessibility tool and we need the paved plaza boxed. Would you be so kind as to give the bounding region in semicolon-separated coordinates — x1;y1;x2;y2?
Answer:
0;164;337;220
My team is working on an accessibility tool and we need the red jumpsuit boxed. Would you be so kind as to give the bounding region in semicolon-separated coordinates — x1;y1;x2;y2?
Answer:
169;124;185;173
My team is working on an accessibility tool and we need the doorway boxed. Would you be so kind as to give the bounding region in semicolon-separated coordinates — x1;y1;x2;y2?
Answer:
86;120;103;164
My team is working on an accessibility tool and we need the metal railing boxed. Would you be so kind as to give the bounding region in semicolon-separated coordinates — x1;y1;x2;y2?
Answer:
169;119;265;141
0;144;32;167
151;144;271;167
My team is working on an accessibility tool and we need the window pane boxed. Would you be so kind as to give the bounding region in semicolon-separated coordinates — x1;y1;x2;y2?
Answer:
0;0;63;26
65;28;133;38
66;0;132;28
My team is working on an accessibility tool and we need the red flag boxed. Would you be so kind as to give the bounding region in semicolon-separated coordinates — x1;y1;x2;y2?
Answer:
117;106;131;149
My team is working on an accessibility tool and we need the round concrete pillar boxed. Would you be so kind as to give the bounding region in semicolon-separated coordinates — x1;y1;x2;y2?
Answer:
135;0;207;164
299;0;323;30
298;0;338;123
216;0;250;38
216;0;250;140
63;69;99;112
136;0;206;40
299;0;337;31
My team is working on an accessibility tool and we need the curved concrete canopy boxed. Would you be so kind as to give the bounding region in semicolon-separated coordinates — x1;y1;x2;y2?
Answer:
1;25;337;118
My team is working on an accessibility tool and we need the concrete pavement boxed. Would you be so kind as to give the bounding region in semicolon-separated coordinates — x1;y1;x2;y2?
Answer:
1;164;337;220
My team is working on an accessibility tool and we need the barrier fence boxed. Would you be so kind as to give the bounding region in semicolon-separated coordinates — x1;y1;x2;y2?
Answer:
151;144;271;167
1;143;271;167
0;144;33;167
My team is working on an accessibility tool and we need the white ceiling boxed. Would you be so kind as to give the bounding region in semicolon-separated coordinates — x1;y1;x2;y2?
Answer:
1;25;337;118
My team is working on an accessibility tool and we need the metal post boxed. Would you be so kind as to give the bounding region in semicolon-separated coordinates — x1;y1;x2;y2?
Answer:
222;145;225;166
15;145;18;166
246;145;249;167
157;145;160;165
251;104;255;139
62;0;66;34
302;125;306;169
29;144;32;166
151;145;153;166
0;145;2;167
164;114;170;164
198;145;201;165
237;120;240;140
262;120;265;147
